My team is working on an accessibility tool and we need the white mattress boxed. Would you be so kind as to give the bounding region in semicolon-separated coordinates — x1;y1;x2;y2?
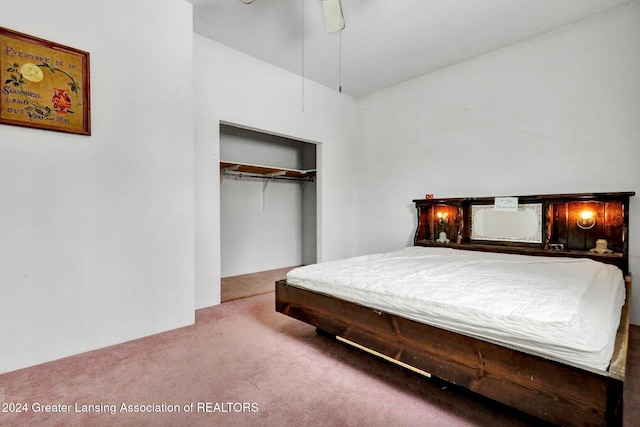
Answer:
286;246;626;371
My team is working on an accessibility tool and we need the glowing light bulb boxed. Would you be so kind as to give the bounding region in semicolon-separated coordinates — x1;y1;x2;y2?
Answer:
577;210;596;229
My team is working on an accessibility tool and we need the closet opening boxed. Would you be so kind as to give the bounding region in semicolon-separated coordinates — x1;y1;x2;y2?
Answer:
219;123;317;302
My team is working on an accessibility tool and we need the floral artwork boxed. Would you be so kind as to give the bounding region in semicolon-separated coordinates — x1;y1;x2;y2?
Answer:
1;27;90;135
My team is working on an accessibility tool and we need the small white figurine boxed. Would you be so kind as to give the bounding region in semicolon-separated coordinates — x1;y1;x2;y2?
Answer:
590;239;612;253
436;231;450;243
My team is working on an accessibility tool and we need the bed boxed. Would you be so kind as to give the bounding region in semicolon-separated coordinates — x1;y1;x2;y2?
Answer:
275;192;634;426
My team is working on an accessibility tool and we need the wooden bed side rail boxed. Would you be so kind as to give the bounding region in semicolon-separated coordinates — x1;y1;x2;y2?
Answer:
275;280;624;426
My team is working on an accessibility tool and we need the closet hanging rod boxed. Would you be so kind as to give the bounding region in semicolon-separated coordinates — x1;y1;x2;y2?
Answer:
221;171;314;183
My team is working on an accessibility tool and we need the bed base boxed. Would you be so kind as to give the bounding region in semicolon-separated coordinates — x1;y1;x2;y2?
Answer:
275;276;631;427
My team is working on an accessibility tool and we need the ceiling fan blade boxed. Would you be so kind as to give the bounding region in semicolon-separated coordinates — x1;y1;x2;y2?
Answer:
321;0;345;33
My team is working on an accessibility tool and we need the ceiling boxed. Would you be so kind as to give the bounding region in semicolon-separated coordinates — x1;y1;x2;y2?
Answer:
188;0;631;98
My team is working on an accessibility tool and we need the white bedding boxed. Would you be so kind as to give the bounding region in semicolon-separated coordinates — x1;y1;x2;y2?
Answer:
286;246;626;371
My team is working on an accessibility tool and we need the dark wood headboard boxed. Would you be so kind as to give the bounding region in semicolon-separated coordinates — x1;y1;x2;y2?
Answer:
413;192;635;274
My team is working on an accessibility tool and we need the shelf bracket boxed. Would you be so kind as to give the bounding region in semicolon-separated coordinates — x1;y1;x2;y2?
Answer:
222;164;240;173
220;164;240;184
265;170;287;178
262;178;273;211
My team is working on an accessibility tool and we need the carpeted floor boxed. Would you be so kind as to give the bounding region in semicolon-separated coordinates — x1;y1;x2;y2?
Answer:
1;279;638;426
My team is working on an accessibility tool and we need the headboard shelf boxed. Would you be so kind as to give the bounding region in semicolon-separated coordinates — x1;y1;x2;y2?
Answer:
414;192;634;273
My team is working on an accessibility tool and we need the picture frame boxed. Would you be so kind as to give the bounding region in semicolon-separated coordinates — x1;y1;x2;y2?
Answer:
1;26;90;135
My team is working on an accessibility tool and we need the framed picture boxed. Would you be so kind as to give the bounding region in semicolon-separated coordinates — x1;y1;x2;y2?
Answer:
1;26;90;135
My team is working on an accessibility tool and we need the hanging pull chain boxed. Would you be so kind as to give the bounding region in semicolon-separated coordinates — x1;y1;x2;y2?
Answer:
339;29;342;93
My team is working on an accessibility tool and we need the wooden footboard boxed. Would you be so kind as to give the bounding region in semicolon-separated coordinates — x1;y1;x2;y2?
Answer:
276;277;631;426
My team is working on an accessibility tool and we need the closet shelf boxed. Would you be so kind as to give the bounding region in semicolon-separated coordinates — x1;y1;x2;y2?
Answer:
220;161;316;181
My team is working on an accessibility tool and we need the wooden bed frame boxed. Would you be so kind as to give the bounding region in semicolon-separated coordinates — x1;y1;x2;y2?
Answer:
275;192;634;426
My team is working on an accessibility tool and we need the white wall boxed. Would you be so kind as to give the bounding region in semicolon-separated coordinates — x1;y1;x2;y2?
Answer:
0;0;195;373
220;177;306;276
355;4;640;323
194;35;356;308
